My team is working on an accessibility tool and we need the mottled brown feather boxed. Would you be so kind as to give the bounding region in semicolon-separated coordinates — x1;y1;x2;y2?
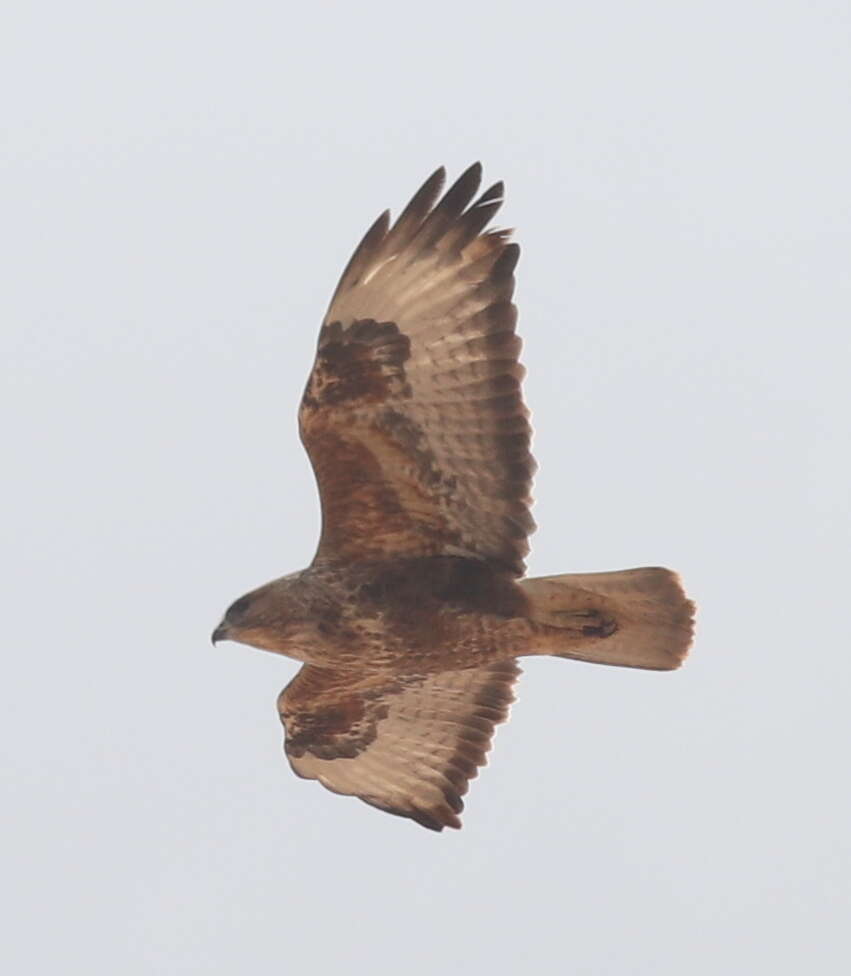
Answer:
299;164;535;575
278;660;520;830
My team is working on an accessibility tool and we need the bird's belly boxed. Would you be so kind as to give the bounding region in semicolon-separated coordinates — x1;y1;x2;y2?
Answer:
316;609;533;672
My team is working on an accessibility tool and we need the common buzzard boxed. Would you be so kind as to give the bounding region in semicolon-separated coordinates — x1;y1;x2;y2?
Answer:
212;164;694;831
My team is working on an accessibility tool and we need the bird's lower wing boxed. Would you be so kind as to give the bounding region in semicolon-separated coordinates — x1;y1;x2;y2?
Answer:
277;660;520;830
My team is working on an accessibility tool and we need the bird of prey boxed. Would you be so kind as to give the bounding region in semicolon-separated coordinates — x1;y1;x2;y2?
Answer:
212;163;694;831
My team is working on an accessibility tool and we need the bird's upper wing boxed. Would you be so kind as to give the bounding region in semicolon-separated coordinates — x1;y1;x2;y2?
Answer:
299;164;535;576
277;660;520;831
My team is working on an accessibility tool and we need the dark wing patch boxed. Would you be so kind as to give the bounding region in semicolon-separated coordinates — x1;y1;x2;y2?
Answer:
277;660;521;831
299;164;535;575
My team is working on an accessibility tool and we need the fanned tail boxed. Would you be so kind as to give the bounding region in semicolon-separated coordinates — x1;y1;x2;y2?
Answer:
520;567;695;670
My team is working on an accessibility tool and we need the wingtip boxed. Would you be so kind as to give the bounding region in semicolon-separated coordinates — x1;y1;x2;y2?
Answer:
422;166;447;199
465;160;484;180
460;161;484;193
478;180;505;206
364;209;391;239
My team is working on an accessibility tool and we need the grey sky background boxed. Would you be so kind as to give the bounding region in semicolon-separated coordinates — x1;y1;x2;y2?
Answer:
4;2;849;973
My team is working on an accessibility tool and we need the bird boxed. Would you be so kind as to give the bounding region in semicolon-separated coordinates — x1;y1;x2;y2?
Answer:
212;163;694;831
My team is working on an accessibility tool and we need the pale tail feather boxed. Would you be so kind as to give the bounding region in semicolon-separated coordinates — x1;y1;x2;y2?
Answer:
520;567;695;671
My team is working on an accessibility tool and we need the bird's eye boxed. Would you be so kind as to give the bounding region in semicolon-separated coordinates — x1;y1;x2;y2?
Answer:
229;595;252;618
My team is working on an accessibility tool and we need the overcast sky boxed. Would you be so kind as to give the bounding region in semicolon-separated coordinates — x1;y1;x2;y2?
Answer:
4;2;850;973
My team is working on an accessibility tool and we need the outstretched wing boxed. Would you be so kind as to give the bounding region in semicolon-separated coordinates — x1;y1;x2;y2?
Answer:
277;660;520;831
299;164;535;576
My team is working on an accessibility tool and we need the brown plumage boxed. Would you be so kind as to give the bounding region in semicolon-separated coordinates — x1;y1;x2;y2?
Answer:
212;164;695;831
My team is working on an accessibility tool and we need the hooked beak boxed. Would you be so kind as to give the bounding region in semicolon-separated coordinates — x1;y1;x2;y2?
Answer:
211;623;230;645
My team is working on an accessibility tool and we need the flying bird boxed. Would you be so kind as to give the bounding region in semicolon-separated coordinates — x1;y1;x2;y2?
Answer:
212;163;694;831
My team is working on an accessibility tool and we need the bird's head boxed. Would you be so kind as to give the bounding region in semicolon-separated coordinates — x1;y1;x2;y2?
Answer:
211;576;304;655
